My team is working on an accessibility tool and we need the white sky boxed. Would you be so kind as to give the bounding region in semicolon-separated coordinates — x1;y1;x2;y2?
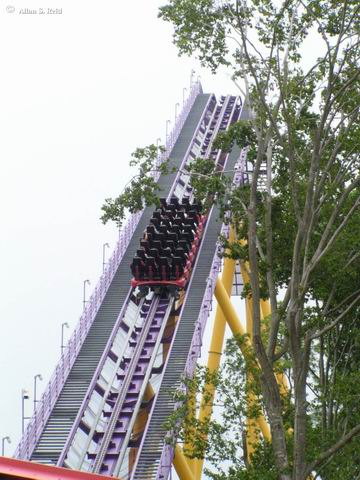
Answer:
0;0;239;458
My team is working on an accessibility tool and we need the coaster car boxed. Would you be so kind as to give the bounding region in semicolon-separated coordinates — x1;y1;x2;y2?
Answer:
130;197;205;291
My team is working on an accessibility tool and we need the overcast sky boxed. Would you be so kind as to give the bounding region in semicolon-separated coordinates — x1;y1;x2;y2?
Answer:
0;0;239;461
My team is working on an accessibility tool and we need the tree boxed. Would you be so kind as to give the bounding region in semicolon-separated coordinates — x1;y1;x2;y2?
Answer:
100;144;168;228
158;2;360;479
102;1;360;478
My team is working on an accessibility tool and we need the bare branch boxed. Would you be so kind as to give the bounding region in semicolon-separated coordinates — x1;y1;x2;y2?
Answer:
306;423;360;477
309;290;360;341
303;179;360;283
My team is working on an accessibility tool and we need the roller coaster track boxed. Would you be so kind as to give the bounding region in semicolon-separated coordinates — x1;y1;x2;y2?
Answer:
13;84;247;480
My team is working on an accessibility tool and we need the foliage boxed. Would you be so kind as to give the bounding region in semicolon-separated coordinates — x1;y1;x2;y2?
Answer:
100;144;169;227
157;1;360;478
165;337;283;479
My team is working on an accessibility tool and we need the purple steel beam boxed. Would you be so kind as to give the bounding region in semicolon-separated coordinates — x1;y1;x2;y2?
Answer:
14;80;202;461
94;298;172;476
15;211;142;460
158;81;203;175
57;288;134;467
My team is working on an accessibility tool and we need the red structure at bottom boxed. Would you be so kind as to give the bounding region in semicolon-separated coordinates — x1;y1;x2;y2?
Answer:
0;457;113;480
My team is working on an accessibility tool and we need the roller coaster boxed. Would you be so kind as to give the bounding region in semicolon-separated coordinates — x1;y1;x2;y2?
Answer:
0;82;266;480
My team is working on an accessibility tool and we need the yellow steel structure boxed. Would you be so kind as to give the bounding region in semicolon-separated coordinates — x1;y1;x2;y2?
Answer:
186;272;272;479
173;444;196;480
175;277;275;479
260;299;271;319
184;388;197;474
214;278;271;442
173;235;292;478
240;263;288;399
194;237;237;479
173;230;290;478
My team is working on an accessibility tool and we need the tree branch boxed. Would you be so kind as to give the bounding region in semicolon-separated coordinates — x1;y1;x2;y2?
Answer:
309;290;360;341
305;423;360;477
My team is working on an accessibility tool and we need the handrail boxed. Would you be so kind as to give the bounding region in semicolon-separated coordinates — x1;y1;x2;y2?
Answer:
14;80;203;460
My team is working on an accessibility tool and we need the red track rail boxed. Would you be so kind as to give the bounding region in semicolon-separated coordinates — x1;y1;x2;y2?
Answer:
0;457;113;480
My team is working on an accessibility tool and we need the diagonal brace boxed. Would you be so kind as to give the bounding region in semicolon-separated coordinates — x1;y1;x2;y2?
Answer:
173;444;196;480
214;277;271;442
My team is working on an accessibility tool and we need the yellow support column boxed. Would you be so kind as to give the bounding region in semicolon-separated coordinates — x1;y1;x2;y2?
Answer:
129;383;155;474
173;444;196;480
194;236;237;479
239;262;266;460
260;299;271;319
240;265;288;397
244;296;258;460
214;278;271;443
